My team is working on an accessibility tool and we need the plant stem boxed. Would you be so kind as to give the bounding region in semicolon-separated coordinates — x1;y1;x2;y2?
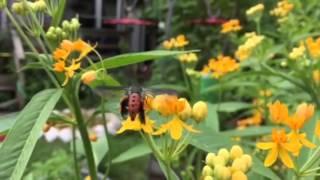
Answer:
100;98;111;180
72;126;81;180
5;8;38;53
72;86;97;180
165;160;173;180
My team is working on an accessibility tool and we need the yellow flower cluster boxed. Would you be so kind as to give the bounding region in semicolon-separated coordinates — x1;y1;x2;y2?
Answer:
178;53;198;63
270;0;294;18
117;95;208;140
289;42;305;60
246;3;264;17
257;101;315;168
162;34;189;49
201;145;252;180
53;39;95;85
201;55;239;78
235;32;264;61
306;37;320;59
221;19;242;34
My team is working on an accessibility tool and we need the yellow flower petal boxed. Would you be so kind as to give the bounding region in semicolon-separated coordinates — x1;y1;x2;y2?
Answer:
315;120;320;138
299;134;316;149
264;147;278;167
170;119;183;140
279;149;294;168
256;142;275;150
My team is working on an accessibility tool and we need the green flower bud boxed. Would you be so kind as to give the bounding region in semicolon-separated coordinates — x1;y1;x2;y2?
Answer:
0;0;7;9
202;165;213;176
34;0;46;12
62;32;67;39
11;2;23;14
48;26;55;33
55;27;63;35
45;31;54;39
71;18;80;30
62;20;70;30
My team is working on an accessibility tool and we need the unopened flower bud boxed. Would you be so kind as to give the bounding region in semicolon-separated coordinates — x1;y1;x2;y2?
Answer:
42;123;51;132
71;18;81;30
62;20;70;30
214;165;231;180
192;101;208;122
241;154;252;169
205;153;216;167
11;2;23;14
218;148;230;162
89;133;98;142
81;70;97;85
84;175;91;180
232;158;247;172
203;176;214;180
178;98;192;120
202;165;213;176
213;155;226;166
34;0;46;12
231;170;247;180
230;145;243;160
0;0;6;9
55;27;63;35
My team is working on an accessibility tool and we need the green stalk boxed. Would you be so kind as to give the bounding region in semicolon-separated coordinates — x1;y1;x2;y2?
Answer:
72;126;81;180
5;8;37;52
100;98;111;180
300;146;320;174
72;82;97;180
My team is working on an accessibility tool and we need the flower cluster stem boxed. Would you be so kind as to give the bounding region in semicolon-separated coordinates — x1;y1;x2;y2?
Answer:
72;89;97;180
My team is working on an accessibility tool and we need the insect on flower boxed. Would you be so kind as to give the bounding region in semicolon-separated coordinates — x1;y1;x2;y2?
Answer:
94;85;176;124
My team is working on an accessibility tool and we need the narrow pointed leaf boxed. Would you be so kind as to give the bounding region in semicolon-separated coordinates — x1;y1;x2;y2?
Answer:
0;89;63;180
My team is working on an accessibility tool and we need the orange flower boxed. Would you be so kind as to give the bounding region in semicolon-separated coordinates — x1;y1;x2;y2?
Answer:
306;37;320;59
268;101;288;124
295;103;315;123
270;0;294;17
52;39;94;86
202;55;239;78
152;94;185;116
221;19;242;34
162;38;176;49
256;129;299;168
237;111;262;128
174;34;189;48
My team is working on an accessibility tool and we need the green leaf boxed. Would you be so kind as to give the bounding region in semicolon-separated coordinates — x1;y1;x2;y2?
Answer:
0;89;62;180
0;113;18;134
222;126;274;137
51;0;66;26
88;50;198;70
149;84;188;94
203;103;219;132
112;143;151;164
211;102;252;113
251;157;281;180
92;135;109;166
190;127;232;152
19;62;44;72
